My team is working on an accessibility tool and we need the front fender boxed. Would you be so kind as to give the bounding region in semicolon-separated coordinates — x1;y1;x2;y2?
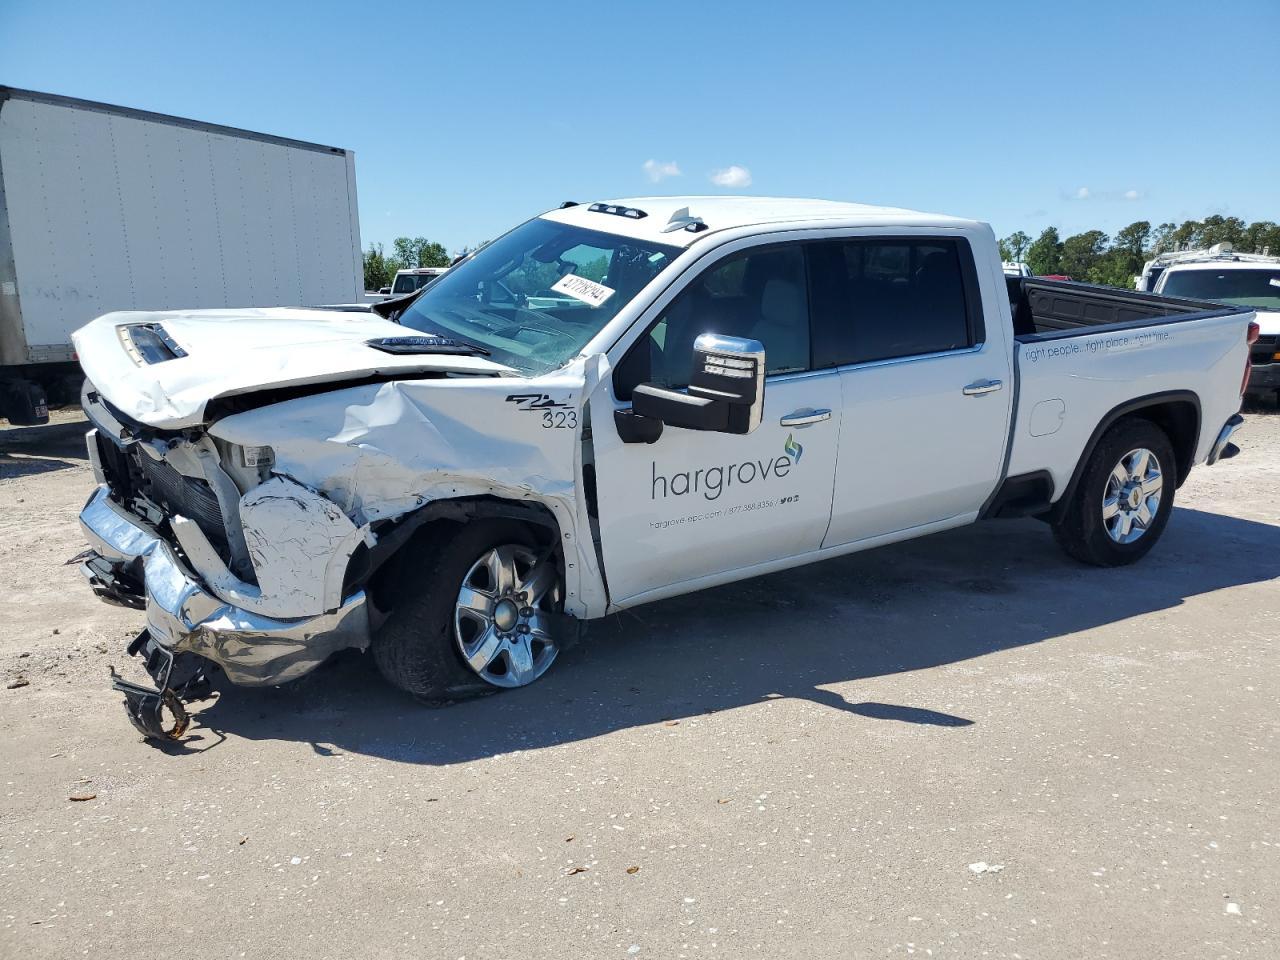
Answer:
173;476;369;619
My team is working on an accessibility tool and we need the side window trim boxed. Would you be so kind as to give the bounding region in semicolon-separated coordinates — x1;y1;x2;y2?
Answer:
955;237;987;347
834;341;986;376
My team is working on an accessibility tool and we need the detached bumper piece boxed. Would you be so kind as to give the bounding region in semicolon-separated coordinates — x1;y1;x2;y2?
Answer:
109;629;213;741
78;484;371;741
74;550;145;609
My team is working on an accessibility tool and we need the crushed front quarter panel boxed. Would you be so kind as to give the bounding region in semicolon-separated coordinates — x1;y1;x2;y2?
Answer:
208;358;608;618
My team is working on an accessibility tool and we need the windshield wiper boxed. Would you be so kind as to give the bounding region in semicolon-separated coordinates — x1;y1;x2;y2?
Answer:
366;335;491;357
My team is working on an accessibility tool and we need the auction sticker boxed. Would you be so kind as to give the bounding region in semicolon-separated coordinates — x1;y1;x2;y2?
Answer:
552;273;615;307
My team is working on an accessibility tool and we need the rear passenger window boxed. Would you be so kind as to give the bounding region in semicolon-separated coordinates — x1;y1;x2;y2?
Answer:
809;238;980;367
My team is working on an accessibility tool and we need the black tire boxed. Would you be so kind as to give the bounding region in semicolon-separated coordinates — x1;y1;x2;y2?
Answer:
370;519;545;702
1051;417;1177;567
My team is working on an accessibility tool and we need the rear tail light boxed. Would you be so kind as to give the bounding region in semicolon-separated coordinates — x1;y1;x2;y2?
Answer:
1243;321;1260;395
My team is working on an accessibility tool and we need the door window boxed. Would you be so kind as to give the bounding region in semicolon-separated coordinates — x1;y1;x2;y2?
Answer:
808;237;982;367
615;244;810;397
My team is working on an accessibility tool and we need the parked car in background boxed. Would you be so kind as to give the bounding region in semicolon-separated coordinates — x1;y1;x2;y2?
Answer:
0;86;365;424
384;266;449;296
71;196;1256;740
1002;261;1032;278
1153;247;1280;400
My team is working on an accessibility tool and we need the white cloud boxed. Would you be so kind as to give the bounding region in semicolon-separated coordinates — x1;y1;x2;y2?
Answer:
710;165;753;188
642;159;681;183
1075;186;1091;200
1124;189;1140;200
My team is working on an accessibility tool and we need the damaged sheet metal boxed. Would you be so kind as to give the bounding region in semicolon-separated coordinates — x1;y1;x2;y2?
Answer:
210;358;606;618
80;487;370;686
172;476;369;619
71;307;516;429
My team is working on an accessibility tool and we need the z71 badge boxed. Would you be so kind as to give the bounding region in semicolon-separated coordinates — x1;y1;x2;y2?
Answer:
506;393;578;429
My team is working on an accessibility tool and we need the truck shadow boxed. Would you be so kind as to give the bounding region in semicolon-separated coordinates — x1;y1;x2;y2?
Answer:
0;418;89;478
188;506;1280;763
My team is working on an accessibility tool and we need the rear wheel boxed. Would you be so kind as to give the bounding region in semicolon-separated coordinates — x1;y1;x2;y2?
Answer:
1052;418;1176;567
371;520;563;701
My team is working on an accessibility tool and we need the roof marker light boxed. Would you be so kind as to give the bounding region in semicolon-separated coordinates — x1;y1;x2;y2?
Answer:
588;202;648;220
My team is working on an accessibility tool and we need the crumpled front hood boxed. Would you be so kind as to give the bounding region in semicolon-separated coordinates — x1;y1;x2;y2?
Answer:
71;307;513;429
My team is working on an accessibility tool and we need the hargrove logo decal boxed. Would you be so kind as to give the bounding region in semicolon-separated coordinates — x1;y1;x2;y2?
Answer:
651;432;808;502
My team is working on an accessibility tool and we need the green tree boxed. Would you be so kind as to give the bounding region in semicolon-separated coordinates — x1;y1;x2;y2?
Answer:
1149;222;1179;254
1113;221;1151;259
392;236;452;269
1244;221;1280;255
1198;215;1247;249
1004;230;1031;262
1080;221;1150;289
1060;230;1109;281
362;242;392;291
1171;220;1202;250
1026;227;1062;276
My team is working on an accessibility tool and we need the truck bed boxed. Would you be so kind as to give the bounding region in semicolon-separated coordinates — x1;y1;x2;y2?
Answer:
1003;276;1253;504
1006;277;1241;340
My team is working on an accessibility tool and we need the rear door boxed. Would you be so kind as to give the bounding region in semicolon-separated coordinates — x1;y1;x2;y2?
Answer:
590;240;842;605
808;234;1011;546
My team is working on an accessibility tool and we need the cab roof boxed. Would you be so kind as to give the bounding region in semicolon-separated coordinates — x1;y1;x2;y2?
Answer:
540;196;980;247
1163;257;1280;273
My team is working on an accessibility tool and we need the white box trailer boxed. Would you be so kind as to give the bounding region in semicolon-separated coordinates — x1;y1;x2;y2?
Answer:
0;86;364;423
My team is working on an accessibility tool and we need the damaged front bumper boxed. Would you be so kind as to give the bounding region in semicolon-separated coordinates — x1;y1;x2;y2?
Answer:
79;485;370;689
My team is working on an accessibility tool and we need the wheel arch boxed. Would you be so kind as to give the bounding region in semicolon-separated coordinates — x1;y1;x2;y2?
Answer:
1049;390;1201;523
352;496;566;614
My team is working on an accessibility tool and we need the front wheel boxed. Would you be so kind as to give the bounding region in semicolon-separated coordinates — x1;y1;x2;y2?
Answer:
1051;417;1177;567
371;520;563;701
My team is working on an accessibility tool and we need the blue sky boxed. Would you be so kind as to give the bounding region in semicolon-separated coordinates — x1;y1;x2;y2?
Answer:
3;0;1277;254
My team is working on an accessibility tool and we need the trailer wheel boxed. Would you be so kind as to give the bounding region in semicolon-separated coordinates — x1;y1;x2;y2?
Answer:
1052;417;1176;567
0;378;49;426
370;520;562;702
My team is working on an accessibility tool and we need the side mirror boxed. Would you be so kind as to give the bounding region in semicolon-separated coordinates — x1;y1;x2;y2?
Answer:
378;287;391;295
618;334;765;443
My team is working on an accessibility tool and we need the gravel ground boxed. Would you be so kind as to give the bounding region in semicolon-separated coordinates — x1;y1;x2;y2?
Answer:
1;403;1277;959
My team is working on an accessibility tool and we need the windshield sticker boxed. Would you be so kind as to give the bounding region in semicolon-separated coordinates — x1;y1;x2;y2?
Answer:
1270;278;1280;288
552;273;615;307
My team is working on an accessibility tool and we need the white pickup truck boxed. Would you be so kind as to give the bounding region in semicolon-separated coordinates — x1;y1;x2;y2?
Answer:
71;197;1257;739
1151;250;1280;401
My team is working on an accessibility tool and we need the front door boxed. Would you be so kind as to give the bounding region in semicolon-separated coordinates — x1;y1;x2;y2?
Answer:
591;241;842;605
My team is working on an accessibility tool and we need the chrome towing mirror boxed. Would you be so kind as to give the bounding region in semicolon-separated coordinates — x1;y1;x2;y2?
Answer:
617;334;766;443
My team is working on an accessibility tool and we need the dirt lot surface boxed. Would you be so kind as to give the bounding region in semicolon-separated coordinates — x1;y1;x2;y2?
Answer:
1;405;1277;959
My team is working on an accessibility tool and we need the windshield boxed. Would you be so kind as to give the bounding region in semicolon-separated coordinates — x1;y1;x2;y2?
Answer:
397;219;683;375
1161;267;1280;311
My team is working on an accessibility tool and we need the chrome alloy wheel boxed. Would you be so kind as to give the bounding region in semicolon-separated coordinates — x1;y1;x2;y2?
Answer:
1102;447;1163;545
453;544;560;688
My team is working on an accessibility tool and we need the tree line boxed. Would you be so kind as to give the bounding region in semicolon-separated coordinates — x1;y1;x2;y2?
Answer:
1000;216;1280;288
364;215;1280;293
362;237;453;290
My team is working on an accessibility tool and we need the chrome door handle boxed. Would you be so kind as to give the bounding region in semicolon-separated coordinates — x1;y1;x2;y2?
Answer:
962;379;1003;397
779;408;832;426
